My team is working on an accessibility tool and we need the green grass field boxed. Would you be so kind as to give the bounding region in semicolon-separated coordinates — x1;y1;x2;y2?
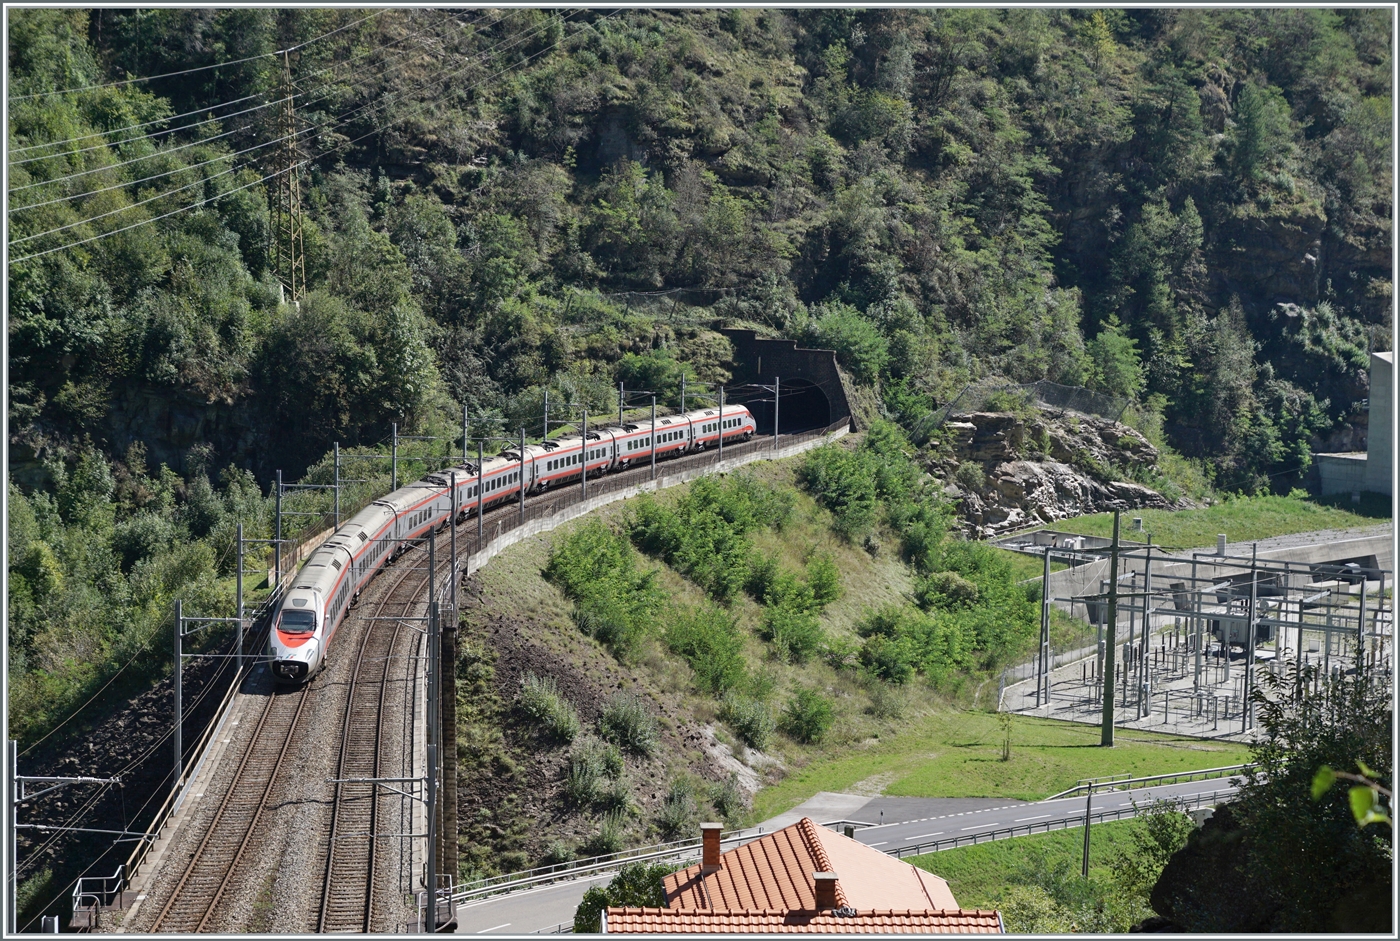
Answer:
1034;492;1387;552
752;711;1249;821
909;819;1145;909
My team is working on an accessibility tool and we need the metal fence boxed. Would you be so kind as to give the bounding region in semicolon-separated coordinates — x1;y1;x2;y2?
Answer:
920;379;1129;436
884;787;1237;858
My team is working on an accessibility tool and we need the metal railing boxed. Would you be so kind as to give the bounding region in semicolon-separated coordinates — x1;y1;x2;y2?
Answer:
451;828;765;905
1041;764;1252;801
70;867;122;931
884;787;1236;858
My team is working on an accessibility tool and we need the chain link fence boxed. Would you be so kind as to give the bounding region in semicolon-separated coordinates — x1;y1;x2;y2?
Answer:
919;379;1130;438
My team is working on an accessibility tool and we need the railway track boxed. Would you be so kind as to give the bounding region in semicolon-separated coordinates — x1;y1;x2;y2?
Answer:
149;683;311;932
316;540;438;931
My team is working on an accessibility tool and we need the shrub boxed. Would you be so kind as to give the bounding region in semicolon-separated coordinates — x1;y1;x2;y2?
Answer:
781;687;834;744
546;521;664;661
953;461;986;493
600;691;659;756
799;445;879;538
916;570;980;610
760;603;824;664
805;553;843;607
654;778;698;840
517;672;581;742
540;841;574;867
579;810;628;858
664;605;747;695
599;774;634;814
719;692;775;751
867;681;906;719
565;740;607;806
573;862;678;932
710;772;747;824
859;634;916;684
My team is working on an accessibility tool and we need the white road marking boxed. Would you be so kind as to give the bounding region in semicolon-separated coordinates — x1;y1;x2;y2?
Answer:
908;832;944;840
869;841;888;847
961;825;987;831
477;924;512;934
1014;814;1052;822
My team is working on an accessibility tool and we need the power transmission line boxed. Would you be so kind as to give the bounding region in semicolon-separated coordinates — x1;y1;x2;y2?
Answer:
10;9;614;265
7;9;386;101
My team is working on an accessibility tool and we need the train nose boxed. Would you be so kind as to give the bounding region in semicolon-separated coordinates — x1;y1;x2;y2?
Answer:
274;660;308;681
272;640;318;681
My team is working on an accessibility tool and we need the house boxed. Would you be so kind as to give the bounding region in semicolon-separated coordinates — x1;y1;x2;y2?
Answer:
603;818;1003;934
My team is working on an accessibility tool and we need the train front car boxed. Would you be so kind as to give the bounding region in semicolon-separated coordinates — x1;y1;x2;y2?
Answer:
269;587;327;682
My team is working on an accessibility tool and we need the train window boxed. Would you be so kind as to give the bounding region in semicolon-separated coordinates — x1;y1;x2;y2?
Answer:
279;609;316;634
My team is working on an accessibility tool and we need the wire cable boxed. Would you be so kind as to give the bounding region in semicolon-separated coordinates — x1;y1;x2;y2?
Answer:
7;8;519;207
8;6;490;163
9;11;555;251
7;9;386;102
10;9;611;264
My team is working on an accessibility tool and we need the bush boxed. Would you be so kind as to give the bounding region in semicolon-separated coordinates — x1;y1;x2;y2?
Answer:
565;739;608;806
799;445;879;538
781;687;834;744
916;570;980;610
517;672;581;742
760;603;824;664
719;692;775;751
867;681;906;718
664;605;747;695
546;521;664;661
654;778;698;840
540;841;574;867
600;691;660;756
710;772;747;824
573;861;678;933
805;553;843;607
859;634;916;684
579;809;628;858
953;461;986;493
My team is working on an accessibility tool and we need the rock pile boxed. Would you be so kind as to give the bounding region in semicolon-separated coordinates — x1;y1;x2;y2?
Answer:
931;410;1184;538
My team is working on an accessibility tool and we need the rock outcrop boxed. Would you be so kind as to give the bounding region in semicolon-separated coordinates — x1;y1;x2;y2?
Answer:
931;410;1184;538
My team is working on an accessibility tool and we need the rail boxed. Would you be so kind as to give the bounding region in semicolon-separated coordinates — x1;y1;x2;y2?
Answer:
1041;764;1252;801
884;787;1237;858
118;588;284;899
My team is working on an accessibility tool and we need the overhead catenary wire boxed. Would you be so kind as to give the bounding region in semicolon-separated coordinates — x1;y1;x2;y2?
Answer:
10;9;600;263
6;9;387;102
7;6;502;166
8;7;546;237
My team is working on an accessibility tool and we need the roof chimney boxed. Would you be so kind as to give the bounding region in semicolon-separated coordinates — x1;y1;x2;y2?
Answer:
701;822;723;872
813;871;839;910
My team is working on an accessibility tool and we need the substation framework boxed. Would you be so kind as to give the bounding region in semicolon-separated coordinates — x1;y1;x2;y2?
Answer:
1007;541;1392;738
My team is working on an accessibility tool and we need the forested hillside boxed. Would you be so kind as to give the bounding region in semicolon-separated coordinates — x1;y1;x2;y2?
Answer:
9;7;1391;492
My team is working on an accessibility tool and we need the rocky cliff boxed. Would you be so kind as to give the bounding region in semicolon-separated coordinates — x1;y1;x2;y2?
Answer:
928;410;1185;538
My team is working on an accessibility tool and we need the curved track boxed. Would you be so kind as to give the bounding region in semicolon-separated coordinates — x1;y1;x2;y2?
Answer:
316;540;437;931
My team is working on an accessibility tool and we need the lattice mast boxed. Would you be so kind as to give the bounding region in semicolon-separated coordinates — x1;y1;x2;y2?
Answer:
271;50;306;303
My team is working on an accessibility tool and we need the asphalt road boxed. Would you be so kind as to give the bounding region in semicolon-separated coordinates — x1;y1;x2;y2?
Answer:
448;777;1241;933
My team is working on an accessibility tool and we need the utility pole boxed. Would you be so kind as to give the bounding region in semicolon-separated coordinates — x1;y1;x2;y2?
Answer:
334;441;341;529
1245;543;1258;732
1100;511;1121;747
174;599;183;794
476;442;484;546
236;523;244;672
774;375;781;451
543;388;549;442
450;472;457;613
1081;782;1094;877
462;405;470;464
274;471;283;589
271;50;305;303
518;429;526;525
718;386;725;465
391;423;399;492
581;410;588;499
680;374;686;412
1038;547;1051;708
618;382;624;428
651;396;657;480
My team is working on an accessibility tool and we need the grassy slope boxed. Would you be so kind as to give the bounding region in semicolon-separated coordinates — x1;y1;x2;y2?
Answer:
752;712;1249;819
908;820;1146;910
1034;493;1388;551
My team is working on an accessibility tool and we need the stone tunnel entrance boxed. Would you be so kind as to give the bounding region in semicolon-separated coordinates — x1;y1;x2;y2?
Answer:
740;378;831;435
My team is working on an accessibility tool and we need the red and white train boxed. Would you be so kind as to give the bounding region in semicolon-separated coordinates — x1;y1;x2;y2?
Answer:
268;404;757;681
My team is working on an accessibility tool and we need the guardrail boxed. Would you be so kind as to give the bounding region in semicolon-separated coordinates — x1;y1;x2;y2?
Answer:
1041;764;1252;801
884;787;1237;858
451;828;768;905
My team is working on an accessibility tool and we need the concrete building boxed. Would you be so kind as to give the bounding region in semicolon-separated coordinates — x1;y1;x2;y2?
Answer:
1316;351;1392;497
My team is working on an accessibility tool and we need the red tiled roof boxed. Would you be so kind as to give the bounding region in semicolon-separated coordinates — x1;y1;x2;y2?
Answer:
604;907;1004;934
664;818;957;912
